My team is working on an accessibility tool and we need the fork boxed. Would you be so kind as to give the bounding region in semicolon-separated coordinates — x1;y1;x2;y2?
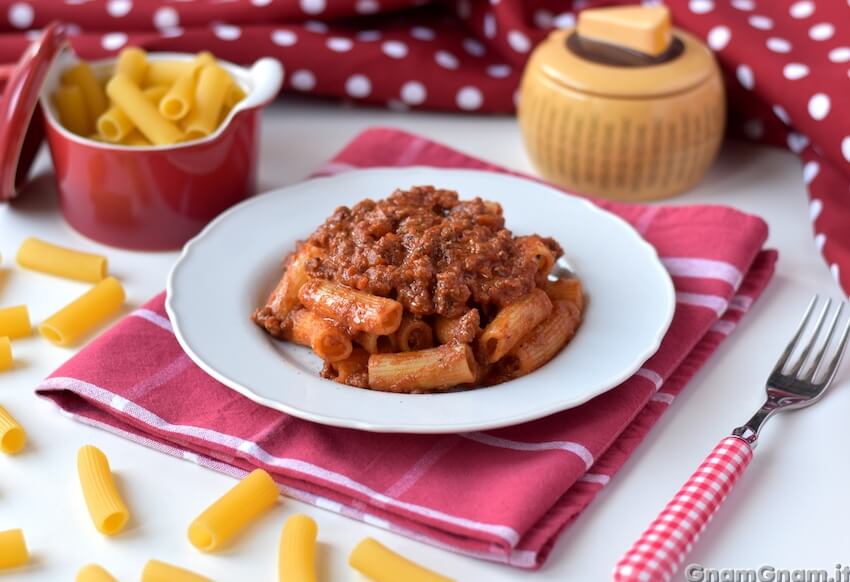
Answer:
613;296;850;582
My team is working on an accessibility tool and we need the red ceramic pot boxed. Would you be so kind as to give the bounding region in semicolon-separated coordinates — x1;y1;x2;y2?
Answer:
39;51;283;250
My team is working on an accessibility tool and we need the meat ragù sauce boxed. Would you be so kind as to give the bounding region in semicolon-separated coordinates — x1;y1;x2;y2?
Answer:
304;185;562;318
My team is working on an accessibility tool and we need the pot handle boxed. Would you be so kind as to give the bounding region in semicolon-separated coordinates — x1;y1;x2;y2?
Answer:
238;58;284;111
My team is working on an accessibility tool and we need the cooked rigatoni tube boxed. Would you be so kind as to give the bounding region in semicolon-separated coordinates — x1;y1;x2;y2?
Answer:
517;235;556;284
286;309;352;363
324;349;369;386
479;288;552;363
0;337;12;372
368;343;475;393
188;468;279;552
77;445;130;535
353;332;396;354
0;405;26;454
265;245;322;320
76;564;118;582
349;538;454;582
106;74;182;145
62;62;108;121
0;306;30;339
506;300;581;376
299;279;403;336
17;237;107;282
143;60;193;87
115;47;147;85
545;277;585;311
394;314;434;352
39;277;125;346
55;84;91;136
182;65;231;140
142;560;212;582
434;309;479;345
0;529;28;570
278;514;318;582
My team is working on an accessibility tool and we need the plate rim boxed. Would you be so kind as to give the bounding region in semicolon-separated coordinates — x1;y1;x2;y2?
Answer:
165;167;675;433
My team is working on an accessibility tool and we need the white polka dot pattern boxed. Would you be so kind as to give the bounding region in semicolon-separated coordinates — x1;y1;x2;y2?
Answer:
410;26;435;41
106;0;132;17
153;7;178;30
355;0;379;14
553;12;576;29
772;105;791;124
783;63;809;80
803;161;820;185
434;50;459;70
507;30;530;53
789;0;815;18
300;0;325;15
829;47;850;63
736;65;754;89
807;93;830;120
766;37;791;53
271;29;297;47
400;81;426;105
707;26;731;51
382;41;408;59
689;0;714;14
809;23;834;41
842;137;850;163
748;15;772;30
613;437;753;582
730;0;754;10
345;74;371;98
327;37;353;52
101;32;128;50
462;38;486;57
291;69;316;91
456;86;483;110
212;23;241;41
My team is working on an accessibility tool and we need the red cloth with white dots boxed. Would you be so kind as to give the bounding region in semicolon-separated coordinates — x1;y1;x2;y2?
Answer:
0;0;848;291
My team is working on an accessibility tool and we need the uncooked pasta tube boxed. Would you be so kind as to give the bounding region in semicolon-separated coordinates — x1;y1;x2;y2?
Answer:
142;559;212;582
0;529;28;570
77;445;130;535
76;564;118;582
0;305;31;339
0;405;25;454
278;514;317;582
349;538;454;582
188;468;279;552
0;337;12;372
39;277;125;346
16;237;107;283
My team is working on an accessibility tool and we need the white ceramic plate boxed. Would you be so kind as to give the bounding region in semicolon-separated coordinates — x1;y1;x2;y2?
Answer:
166;168;674;433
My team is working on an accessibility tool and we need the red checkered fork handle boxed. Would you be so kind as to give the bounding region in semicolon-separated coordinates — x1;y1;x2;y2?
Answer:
613;436;753;582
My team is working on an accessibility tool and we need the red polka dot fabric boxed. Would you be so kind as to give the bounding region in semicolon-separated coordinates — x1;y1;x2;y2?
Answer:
0;0;848;293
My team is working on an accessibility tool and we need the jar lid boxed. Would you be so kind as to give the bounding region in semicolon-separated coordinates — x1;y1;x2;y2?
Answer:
531;27;717;99
0;22;66;202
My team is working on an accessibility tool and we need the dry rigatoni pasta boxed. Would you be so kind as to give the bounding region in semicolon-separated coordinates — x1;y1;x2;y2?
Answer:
188;469;279;552
0;305;30;339
106;74;183;145
76;564;118;582
16;237;107;283
142;560;212;582
114;47;147;85
0;529;28;570
0;405;26;454
54;84;91;136
0;337;12;373
181;65;231;140
278;514;318;582
349;537;454;582
39;277;125;346
77;445;130;535
61;62;108;122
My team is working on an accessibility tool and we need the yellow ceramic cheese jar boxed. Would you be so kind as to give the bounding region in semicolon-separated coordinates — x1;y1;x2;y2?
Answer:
518;6;725;201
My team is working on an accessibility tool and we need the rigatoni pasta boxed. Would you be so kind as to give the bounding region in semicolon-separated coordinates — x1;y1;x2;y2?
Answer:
53;47;246;145
188;468;279;552
39;276;125;346
278;514;318;582
76;564;118;582
142;560;212;582
349;537;454;582
0;405;26;454
253;186;583;392
0;337;12;372
0;529;28;570
16;237;107;283
0;306;30;339
77;445;130;535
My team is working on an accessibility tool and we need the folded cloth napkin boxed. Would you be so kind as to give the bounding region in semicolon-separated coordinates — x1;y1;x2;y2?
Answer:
0;0;845;295
37;128;777;569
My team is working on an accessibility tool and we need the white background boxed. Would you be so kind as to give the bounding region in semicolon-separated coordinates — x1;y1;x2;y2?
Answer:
1;99;848;581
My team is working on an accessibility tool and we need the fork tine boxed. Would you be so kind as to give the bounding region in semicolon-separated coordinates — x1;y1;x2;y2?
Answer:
818;308;850;385
802;302;844;381
772;295;818;376
789;298;832;377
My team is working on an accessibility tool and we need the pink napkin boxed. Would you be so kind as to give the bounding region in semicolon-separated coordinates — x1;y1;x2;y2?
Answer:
37;128;776;569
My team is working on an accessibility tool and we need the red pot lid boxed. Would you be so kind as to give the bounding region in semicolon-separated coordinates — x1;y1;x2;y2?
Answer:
0;22;67;202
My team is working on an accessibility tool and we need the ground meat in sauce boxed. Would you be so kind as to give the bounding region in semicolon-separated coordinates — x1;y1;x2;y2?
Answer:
304;186;563;319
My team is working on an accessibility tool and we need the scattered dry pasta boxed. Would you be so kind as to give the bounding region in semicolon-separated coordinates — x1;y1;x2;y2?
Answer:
53;48;245;146
39;276;125;347
349;537;454;582
0;405;25;454
76;564;118;582
278;514;318;582
0;529;28;570
0;305;31;339
188;468;279;552
16;237;107;283
0;337;12;372
142;559;212;582
77;445;130;536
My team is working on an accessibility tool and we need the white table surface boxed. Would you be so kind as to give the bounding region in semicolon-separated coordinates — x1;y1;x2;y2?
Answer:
1;98;848;582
